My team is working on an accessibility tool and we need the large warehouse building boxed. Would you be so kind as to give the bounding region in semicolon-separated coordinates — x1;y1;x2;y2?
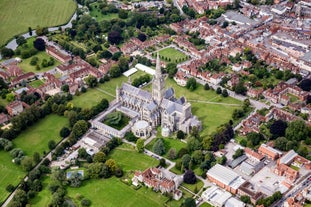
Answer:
206;164;246;194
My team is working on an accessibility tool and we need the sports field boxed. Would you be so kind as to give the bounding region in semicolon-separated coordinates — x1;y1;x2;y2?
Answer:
0;0;76;46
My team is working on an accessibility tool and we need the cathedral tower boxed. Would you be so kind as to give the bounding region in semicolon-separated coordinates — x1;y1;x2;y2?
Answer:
152;53;165;104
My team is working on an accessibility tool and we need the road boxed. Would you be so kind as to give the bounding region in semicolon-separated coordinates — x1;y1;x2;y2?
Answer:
272;173;311;207
172;0;184;15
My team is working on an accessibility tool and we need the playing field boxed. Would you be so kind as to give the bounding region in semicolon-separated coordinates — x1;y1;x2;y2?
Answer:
0;151;25;204
158;47;188;63
0;0;76;46
13;114;68;156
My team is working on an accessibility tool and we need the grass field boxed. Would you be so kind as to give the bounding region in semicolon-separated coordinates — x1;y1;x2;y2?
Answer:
29;79;45;88
0;0;76;46
13;114;68;156
89;2;119;22
158;47;188;63
109;143;158;172
0;151;25;204
16;37;61;73
146;138;187;160
67;177;179;207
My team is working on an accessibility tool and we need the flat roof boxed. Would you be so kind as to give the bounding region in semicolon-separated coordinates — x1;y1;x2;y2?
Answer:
135;63;155;75
202;185;232;207
123;68;137;77
207;164;239;186
225;197;245;207
279;150;297;165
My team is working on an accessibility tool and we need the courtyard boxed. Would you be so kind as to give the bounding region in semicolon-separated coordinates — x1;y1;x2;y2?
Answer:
158;47;189;63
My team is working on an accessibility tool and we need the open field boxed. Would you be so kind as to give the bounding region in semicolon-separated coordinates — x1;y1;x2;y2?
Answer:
29;79;45;88
67;177;182;207
0;151;25;204
158;47;188;63
0;0;76;46
13;114;68;156
109;143;158;172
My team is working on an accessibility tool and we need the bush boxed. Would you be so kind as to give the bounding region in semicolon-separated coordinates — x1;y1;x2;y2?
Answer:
81;198;91;207
6;184;15;192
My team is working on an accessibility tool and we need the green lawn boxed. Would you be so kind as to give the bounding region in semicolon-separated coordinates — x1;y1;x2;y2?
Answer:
89;2;119;22
200;202;213;207
103;112;130;130
67;177;171;207
29;176;52;207
158;47;188;63
181;180;204;193
18;51;60;73
109;143;158;172
29;79;45;88
146;138;187;160
0;0;76;46
71;75;129;109
0;151;25;204
13;114;68;156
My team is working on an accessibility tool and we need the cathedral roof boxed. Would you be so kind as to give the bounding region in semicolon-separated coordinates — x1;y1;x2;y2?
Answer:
164;88;175;99
121;82;152;100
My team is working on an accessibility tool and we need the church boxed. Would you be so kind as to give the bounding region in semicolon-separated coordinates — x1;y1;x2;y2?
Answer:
115;53;201;138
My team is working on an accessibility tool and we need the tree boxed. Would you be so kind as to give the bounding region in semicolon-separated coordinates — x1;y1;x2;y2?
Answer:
299;79;311;91
21;157;33;171
0;47;14;58
181;197;196;207
183;170;197;184
177;130;185;139
159;158;166;167
85;75;98;88
93;152;106;163
105;159;117;172
240;195;251;204
6;184;15;192
181;154;191;169
270;120;287;139
108;30;122;44
153;139;166;155
186;78;197;91
118;9;128;19
33;38;46;51
285;120;309;141
81;198;91;207
72;120;89;139
69;172;83;187
187;137;201;152
216;87;222;94
204;83;210;90
168;148;177;160
28;27;33;36
222;89;229;97
16;36;26;46
33;152;40;163
246;132;264;147
137;33;147;42
192;150;203;164
232;148;244;159
166;63;177;78
78;148;88;159
124;132;138;142
59;127;70;138
48;140;56;150
61;84;69;93
109;65;121;78
136;138;144;153
234;81;247;95
9;189;27;207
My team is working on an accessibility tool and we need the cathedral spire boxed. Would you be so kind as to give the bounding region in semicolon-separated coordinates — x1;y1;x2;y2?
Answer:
152;52;165;104
155;52;161;78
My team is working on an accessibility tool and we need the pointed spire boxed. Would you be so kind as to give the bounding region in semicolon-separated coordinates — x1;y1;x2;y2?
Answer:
155;52;161;77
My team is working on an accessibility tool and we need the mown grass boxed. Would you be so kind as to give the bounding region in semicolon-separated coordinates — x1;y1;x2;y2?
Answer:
0;0;76;46
13;114;68;156
0;151;25;204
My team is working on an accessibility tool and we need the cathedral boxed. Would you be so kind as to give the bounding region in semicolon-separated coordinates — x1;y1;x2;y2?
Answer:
115;53;201;137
